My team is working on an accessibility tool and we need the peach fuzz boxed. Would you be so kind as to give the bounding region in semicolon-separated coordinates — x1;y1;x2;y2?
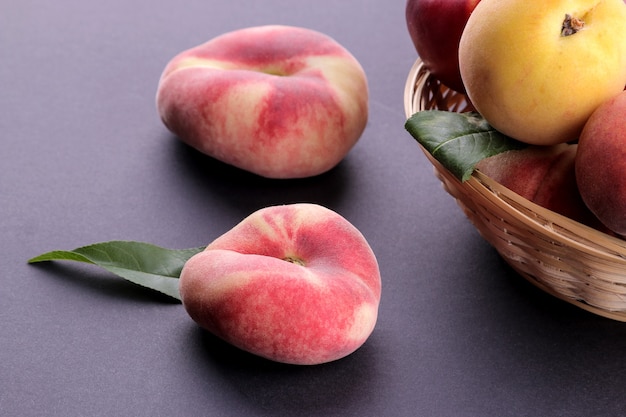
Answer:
156;25;369;179
576;91;626;236
178;203;381;365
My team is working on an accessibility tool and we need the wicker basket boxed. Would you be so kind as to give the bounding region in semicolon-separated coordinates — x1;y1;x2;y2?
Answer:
404;58;626;321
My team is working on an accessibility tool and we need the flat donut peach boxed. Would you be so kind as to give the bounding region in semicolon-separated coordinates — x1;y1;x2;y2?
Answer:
179;203;381;365
156;25;369;179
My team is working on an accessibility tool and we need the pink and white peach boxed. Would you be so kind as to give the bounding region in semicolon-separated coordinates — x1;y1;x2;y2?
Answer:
179;203;382;365
156;25;369;179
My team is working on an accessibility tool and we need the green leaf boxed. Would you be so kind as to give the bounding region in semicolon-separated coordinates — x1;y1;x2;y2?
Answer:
28;241;206;301
405;110;526;182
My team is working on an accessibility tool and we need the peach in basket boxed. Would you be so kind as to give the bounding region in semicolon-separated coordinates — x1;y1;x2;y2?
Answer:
404;58;626;322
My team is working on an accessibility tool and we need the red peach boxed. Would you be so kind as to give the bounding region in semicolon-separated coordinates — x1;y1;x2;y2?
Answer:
156;25;369;179
576;90;626;236
179;203;381;365
477;143;603;228
406;0;480;93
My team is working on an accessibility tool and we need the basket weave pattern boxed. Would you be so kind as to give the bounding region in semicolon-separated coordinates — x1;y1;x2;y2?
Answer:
404;59;626;321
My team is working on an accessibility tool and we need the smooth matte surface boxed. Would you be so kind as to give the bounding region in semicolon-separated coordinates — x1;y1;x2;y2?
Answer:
3;1;626;416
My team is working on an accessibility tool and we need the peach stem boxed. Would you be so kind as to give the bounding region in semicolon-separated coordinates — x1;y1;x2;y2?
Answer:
283;256;305;266
561;14;585;37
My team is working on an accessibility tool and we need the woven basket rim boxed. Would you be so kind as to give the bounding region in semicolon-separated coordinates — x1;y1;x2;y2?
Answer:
404;58;626;321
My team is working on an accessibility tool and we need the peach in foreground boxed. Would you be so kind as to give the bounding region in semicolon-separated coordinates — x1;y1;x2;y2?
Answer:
179;203;381;365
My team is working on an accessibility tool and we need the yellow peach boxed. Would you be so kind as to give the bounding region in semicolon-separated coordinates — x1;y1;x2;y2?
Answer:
459;0;626;145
